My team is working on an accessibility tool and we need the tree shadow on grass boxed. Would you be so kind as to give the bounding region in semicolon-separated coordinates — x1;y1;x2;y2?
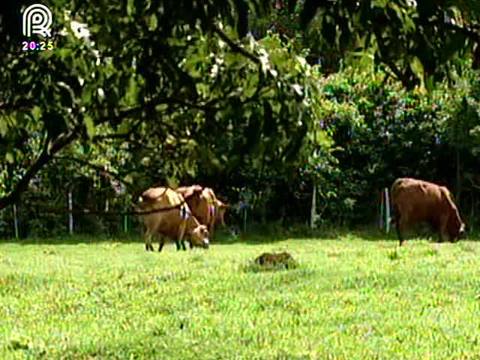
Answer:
3;225;478;246
212;226;395;245
354;226;480;243
213;225;480;245
1;227;394;246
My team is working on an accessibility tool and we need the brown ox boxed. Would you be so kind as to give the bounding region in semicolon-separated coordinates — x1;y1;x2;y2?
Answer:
391;178;465;246
175;185;229;237
138;187;210;252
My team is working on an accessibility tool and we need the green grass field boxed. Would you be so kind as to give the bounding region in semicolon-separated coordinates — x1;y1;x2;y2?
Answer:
1;233;480;359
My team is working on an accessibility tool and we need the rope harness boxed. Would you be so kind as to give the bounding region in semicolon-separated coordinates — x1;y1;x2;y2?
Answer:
206;194;216;218
209;204;216;218
180;203;191;220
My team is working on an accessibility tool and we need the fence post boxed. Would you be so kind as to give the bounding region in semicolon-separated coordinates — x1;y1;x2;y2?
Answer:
13;204;19;239
122;196;128;233
379;190;384;230
243;206;247;233
68;190;73;235
385;188;390;234
310;185;317;229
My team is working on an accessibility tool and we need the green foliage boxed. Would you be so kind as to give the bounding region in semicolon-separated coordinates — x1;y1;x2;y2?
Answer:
0;1;251;202
299;65;480;225
269;0;480;88
0;1;328;218
441;73;480;153
2;0;480;233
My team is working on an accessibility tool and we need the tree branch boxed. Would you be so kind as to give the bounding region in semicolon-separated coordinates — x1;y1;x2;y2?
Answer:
212;25;260;64
0;99;32;113
0;85;224;210
0;126;82;210
440;21;480;43
373;30;417;88
53;155;133;189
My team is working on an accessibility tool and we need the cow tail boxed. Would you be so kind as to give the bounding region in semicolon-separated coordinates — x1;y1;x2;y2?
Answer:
441;188;457;210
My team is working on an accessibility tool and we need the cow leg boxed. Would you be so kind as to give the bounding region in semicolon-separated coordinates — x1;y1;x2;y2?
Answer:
175;240;184;250
177;221;187;251
437;226;444;242
396;227;404;246
393;215;403;246
158;237;165;252
176;240;188;251
396;216;408;246
145;231;154;251
391;205;404;246
438;233;443;243
439;215;449;242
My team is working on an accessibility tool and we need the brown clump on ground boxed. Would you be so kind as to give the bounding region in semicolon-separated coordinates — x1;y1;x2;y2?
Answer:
254;251;296;269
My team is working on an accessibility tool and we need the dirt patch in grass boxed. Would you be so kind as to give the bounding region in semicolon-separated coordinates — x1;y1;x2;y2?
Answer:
244;251;298;272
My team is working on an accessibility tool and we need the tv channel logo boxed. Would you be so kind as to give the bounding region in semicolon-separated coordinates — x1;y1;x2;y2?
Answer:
22;4;53;37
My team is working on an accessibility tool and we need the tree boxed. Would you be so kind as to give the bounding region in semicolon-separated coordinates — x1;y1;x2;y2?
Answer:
0;0;328;212
273;0;480;89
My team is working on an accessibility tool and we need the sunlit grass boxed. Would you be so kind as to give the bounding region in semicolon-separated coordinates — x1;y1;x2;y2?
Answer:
1;234;480;359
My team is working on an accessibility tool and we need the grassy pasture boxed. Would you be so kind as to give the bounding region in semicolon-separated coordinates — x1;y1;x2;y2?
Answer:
1;233;480;359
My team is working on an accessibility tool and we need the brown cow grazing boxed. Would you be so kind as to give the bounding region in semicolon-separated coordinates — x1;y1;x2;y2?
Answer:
175;186;228;238
138;187;210;252
391;178;465;246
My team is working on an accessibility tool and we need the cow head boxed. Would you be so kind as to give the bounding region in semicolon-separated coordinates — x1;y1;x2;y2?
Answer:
190;224;210;249
458;222;466;240
447;210;466;242
442;189;465;242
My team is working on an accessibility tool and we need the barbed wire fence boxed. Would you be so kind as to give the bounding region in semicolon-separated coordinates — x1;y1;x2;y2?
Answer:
0;186;195;239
